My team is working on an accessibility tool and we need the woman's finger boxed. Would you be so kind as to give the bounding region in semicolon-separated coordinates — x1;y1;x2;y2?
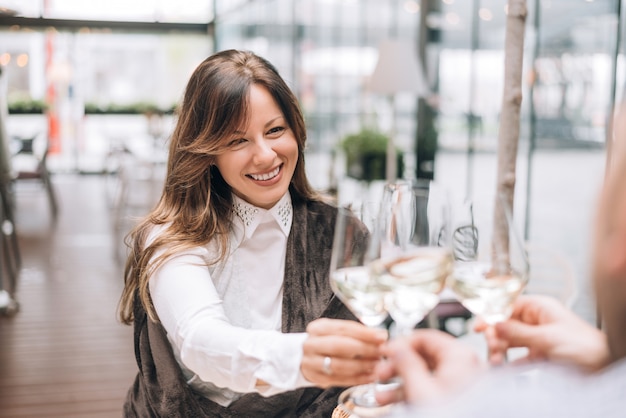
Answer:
306;318;388;343
301;354;378;387
375;383;404;406
383;338;438;403
494;320;549;349
303;334;384;360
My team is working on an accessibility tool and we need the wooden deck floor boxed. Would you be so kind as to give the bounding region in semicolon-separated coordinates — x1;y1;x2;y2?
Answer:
0;174;139;418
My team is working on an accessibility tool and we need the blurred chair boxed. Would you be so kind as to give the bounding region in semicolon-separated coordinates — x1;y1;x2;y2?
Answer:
0;177;20;316
10;132;59;219
106;134;167;262
109;134;166;224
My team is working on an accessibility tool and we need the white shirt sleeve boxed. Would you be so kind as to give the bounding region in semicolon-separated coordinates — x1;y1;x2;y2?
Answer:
149;248;313;396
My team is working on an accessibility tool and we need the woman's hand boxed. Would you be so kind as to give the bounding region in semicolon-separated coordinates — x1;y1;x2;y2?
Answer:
301;318;388;388
475;294;609;371
375;329;484;405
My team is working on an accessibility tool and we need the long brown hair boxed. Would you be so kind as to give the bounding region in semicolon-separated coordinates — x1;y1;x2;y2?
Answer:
118;49;321;324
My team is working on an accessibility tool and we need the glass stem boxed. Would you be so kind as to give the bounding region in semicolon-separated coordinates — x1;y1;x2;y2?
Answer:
485;324;508;365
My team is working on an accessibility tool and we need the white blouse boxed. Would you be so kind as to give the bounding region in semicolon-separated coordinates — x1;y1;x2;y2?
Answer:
149;192;314;406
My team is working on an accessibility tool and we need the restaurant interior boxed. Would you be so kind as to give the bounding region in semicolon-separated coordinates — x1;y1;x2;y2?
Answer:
0;0;623;416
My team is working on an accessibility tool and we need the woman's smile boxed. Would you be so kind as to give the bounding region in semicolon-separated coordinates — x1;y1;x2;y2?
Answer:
247;164;282;182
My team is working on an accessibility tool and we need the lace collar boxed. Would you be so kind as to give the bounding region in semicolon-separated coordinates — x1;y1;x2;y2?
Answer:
231;192;292;239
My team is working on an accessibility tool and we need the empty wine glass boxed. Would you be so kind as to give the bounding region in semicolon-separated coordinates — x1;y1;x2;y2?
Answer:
373;180;453;337
329;206;388;408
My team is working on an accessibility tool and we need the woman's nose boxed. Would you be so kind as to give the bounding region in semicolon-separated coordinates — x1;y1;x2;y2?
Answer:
252;139;276;164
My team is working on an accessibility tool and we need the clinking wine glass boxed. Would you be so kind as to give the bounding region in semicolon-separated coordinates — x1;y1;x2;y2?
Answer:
372;180;453;337
329;206;389;410
448;196;529;356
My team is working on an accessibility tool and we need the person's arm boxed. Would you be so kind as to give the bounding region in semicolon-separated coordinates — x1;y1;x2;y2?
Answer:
375;329;485;405
150;249;386;396
475;294;609;371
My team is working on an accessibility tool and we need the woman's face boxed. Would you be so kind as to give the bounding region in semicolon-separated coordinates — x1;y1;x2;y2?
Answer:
215;84;298;209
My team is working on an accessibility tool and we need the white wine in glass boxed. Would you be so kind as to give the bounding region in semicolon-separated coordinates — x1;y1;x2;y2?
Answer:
329;206;388;408
374;180;453;337
330;265;389;328
330;206;388;328
448;198;529;326
450;261;527;325
372;248;452;334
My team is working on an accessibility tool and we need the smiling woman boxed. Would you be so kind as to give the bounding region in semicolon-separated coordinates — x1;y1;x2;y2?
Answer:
117;49;387;417
214;85;299;209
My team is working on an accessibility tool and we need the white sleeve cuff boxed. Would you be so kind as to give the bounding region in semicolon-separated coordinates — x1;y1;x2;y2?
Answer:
237;331;315;396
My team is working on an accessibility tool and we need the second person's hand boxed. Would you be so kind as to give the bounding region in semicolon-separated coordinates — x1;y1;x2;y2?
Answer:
475;294;609;371
375;329;484;405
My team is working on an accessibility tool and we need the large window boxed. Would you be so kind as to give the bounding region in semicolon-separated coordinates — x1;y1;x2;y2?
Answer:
0;1;213;172
2;0;213;23
215;0;421;165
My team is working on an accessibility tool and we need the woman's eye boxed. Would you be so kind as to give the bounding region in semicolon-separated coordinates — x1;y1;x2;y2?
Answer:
228;138;247;147
267;126;285;136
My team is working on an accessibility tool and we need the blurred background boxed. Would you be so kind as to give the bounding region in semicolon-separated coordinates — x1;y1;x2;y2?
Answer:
0;0;623;416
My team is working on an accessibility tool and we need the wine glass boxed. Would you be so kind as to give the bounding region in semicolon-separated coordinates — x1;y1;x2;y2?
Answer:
333;385;393;418
329;205;389;408
447;196;529;340
372;180;453;337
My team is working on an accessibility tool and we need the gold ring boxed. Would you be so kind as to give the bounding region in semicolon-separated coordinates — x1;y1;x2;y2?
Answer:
323;356;332;376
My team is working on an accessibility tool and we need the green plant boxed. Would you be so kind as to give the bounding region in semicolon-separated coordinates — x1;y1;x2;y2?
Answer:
340;128;388;157
7;98;48;114
83;101;175;115
339;128;403;182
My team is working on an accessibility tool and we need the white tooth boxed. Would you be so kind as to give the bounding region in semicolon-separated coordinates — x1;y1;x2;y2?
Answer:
251;166;279;181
